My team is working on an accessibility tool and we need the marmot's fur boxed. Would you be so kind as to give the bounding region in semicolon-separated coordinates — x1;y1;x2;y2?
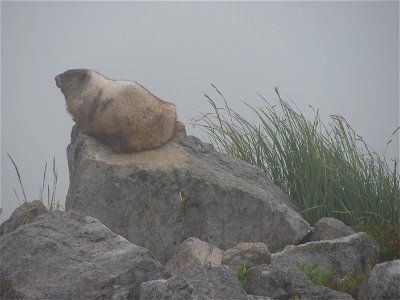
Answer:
55;69;179;152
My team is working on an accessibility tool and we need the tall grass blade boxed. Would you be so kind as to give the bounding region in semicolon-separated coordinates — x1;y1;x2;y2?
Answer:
7;153;27;204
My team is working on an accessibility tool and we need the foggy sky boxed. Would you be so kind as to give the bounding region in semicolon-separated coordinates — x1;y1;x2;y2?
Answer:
1;1;399;221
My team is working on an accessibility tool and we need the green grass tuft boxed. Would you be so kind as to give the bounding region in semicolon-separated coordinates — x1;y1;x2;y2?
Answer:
296;261;332;287
194;86;399;227
235;263;249;286
194;86;399;261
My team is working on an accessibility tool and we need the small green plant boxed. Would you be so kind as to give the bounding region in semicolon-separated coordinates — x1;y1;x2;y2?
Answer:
296;261;332;286
235;263;249;286
297;261;371;298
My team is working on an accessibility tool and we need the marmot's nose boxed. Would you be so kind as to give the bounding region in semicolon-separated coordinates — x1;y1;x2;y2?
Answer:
55;74;62;88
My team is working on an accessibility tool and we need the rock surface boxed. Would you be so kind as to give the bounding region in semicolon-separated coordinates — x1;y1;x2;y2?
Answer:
0;210;163;299
310;217;356;241
222;242;271;271
0;200;47;235
246;296;274;300
245;263;354;299
66;125;311;263
140;266;248;300
164;237;223;277
272;233;379;276
357;260;400;300
245;263;288;299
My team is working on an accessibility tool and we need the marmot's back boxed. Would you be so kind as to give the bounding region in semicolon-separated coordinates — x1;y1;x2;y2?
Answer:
55;69;178;153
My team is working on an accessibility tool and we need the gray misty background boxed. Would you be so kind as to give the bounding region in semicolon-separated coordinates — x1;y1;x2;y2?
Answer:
1;1;399;221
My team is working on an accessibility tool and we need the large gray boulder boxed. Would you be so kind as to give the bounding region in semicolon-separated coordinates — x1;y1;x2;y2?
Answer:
0;210;163;299
66;125;311;263
140;266;248;300
357;260;400;300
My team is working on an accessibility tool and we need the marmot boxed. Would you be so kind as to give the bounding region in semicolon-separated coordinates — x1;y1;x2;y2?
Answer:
55;69;179;153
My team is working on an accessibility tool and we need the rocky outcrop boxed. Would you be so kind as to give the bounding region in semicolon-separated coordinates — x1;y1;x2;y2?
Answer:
66;125;311;263
358;260;400;300
155;233;376;299
140;266;248;300
0;200;47;235
0;111;387;300
310;217;356;241
0;209;163;299
0;201;383;300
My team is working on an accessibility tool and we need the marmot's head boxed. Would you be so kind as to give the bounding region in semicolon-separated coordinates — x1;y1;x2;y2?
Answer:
55;69;91;96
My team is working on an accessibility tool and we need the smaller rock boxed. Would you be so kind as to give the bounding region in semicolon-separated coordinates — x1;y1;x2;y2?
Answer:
140;266;248;300
358;260;400;300
222;242;271;271
245;264;288;299
272;232;379;276
164;237;223;277
310;217;355;241
0;210;163;299
0;200;47;235
245;263;353;299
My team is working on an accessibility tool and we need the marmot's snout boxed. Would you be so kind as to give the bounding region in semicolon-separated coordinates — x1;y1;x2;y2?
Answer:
55;74;63;88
